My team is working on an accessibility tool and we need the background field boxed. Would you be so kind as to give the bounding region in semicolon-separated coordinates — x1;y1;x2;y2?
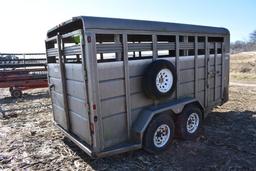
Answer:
230;51;256;83
0;52;256;170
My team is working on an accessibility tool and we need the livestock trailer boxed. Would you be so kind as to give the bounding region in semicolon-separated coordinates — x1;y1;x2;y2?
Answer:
45;16;230;158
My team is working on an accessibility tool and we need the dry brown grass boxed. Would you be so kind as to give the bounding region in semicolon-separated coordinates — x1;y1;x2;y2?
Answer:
230;51;256;82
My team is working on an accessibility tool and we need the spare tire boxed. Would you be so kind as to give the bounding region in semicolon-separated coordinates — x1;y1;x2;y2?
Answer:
142;60;177;99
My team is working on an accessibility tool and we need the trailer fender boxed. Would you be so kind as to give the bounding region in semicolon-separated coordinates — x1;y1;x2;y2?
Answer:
131;97;203;144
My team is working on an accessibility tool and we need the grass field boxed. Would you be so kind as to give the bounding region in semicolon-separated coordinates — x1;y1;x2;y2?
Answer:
230;51;256;83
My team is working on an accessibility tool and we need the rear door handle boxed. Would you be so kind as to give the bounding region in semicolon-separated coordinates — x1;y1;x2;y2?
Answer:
49;83;55;91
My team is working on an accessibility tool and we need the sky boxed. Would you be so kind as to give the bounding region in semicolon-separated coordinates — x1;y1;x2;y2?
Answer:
0;0;255;53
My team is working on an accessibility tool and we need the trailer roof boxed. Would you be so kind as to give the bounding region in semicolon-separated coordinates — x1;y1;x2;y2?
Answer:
47;16;230;37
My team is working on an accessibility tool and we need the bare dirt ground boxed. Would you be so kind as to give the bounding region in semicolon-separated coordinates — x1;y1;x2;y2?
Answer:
1;52;256;171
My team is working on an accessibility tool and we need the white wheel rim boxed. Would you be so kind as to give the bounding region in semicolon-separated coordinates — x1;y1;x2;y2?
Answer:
153;124;171;148
156;68;173;93
186;113;200;133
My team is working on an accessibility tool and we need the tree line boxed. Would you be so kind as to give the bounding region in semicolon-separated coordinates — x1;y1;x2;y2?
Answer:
230;30;256;54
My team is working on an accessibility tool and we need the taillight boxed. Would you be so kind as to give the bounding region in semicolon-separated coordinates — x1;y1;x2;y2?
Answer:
93;104;96;110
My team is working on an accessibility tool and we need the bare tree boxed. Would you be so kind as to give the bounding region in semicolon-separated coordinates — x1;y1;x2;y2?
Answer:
230;41;247;53
250;30;256;43
230;30;256;53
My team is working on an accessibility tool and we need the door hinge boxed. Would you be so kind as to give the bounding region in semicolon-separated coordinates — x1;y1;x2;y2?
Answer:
94;116;98;122
83;70;87;79
81;36;85;45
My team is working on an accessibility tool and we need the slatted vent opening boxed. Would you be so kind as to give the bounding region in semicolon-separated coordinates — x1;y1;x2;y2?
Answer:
94;34;225;63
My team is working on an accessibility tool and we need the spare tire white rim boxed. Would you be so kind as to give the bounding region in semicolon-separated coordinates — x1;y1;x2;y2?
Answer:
156;68;173;93
186;113;200;133
153;124;170;148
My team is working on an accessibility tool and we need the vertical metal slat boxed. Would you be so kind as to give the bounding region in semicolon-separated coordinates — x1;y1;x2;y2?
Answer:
184;36;188;56
152;35;157;61
80;32;94;146
99;42;103;60
61;40;67;63
204;36;209;107
221;42;225;99
92;33;104;150
175;35;180;99
115;35;122;61
194;36;198;98
57;33;71;131
122;34;132;138
85;32;103;151
214;42;218;101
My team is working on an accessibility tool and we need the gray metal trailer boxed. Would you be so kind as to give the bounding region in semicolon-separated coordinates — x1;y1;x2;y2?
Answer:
45;16;230;158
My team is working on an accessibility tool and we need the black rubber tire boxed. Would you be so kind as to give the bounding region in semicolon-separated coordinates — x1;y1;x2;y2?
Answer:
11;89;22;98
9;87;13;92
143;114;175;154
142;60;177;99
175;105;203;140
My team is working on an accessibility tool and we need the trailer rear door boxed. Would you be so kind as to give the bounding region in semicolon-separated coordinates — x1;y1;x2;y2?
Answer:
46;30;92;145
206;42;224;107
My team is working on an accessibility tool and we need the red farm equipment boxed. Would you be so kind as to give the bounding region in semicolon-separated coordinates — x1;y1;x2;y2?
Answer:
0;53;48;98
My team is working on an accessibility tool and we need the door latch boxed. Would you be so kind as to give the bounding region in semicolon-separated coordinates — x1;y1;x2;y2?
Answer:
49;84;55;91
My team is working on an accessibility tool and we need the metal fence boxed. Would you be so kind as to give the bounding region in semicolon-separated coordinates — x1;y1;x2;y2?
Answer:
0;53;46;68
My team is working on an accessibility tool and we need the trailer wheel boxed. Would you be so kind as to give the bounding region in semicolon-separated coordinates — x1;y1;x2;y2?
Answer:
175;105;202;140
11;89;22;98
143;114;175;154
9;87;13;92
142;60;177;99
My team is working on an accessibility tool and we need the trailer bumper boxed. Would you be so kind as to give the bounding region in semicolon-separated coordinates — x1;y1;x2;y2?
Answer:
54;122;142;158
54;122;94;157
